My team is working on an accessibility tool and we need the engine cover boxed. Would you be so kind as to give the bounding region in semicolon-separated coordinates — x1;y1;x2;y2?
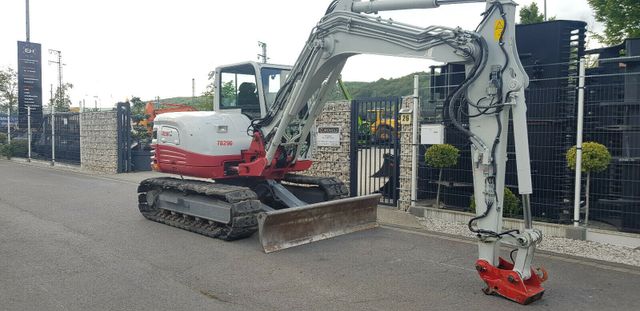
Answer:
151;111;253;178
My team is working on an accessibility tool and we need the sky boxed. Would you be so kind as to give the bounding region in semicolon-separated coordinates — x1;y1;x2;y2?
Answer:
0;0;601;108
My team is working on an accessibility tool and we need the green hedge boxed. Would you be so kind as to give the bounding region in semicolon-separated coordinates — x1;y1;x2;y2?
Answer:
0;140;29;159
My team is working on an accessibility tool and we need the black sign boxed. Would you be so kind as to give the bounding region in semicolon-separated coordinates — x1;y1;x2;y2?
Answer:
17;41;43;129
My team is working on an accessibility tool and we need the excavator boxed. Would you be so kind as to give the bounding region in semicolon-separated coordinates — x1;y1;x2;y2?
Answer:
136;101;198;133
137;0;547;304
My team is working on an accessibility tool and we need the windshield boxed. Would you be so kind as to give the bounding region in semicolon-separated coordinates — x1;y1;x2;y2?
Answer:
261;67;289;108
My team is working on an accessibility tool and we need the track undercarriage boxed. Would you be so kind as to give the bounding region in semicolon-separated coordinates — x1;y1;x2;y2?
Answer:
137;175;351;242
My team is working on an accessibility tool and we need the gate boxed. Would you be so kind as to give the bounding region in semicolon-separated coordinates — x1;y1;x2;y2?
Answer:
349;97;401;206
116;102;132;173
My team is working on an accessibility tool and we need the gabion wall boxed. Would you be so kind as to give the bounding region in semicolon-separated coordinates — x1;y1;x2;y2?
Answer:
80;111;120;173
304;101;352;191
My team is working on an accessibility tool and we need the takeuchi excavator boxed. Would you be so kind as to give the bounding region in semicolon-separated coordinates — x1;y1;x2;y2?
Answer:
137;0;547;304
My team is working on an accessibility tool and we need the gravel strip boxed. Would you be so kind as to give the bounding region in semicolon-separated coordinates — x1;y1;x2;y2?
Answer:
418;217;640;267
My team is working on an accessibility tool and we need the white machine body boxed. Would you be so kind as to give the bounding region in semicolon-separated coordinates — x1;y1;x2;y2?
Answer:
153;111;252;157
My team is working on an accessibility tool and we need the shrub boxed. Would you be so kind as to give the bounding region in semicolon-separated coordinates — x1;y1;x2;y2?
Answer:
0;132;6;145
425;144;460;209
0;140;28;159
425;144;459;168
470;187;522;217
566;142;611;173
566;142;611;226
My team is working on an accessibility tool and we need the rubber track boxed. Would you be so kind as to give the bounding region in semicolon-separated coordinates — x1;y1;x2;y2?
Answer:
283;174;349;200
137;177;262;241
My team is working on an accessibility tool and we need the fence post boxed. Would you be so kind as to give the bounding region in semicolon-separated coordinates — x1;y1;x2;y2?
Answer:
51;104;55;166
27;107;31;162
6;106;10;144
573;58;586;227
349;99;358;197
411;75;420;208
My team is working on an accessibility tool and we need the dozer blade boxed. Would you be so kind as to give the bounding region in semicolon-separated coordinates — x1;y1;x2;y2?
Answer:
257;194;381;253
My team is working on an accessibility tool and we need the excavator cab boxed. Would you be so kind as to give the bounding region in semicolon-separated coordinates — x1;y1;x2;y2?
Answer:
214;62;291;120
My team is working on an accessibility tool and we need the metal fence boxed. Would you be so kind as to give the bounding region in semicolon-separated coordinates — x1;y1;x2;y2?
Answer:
417;57;640;233
32;112;81;164
583;55;640;232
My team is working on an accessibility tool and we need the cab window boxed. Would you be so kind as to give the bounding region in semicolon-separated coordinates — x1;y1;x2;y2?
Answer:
219;66;260;119
261;68;289;108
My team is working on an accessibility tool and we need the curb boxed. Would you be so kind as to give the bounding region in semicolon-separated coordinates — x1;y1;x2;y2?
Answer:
6;157;81;171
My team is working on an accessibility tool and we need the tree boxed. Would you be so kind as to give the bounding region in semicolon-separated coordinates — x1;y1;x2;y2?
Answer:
202;70;215;107
129;96;151;148
519;2;544;24
219;80;237;103
130;96;146;117
203;73;236;110
588;0;640;45
425;144;460;208
49;83;74;112
0;67;18;114
567;142;612;226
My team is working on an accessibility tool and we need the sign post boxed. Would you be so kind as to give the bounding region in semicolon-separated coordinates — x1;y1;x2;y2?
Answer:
27;106;31;162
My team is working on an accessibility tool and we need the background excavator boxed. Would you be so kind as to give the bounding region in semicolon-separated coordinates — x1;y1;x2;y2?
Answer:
138;0;547;304
137;101;198;133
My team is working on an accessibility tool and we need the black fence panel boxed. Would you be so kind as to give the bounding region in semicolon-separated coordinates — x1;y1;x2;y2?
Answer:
33;112;80;164
349;97;401;206
582;38;640;233
418;25;640;232
419;20;587;222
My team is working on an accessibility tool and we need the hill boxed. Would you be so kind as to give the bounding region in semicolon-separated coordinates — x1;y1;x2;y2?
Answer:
326;72;430;101
152;71;431;110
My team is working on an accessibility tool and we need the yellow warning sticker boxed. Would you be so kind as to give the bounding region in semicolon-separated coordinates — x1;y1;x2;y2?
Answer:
494;19;505;41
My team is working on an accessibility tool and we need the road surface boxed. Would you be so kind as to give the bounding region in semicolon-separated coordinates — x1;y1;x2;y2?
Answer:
1;160;639;311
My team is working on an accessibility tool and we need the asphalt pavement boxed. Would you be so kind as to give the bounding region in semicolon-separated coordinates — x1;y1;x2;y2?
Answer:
1;160;639;311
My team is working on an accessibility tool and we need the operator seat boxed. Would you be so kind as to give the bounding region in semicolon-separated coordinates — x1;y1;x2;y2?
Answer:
237;82;260;119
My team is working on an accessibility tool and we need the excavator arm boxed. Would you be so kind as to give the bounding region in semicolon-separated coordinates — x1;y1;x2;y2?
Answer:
245;0;545;304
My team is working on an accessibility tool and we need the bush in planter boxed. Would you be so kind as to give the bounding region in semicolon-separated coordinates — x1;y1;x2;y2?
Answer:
469;187;521;217
0;132;7;145
566;141;611;226
425;144;460;208
0;140;28;159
